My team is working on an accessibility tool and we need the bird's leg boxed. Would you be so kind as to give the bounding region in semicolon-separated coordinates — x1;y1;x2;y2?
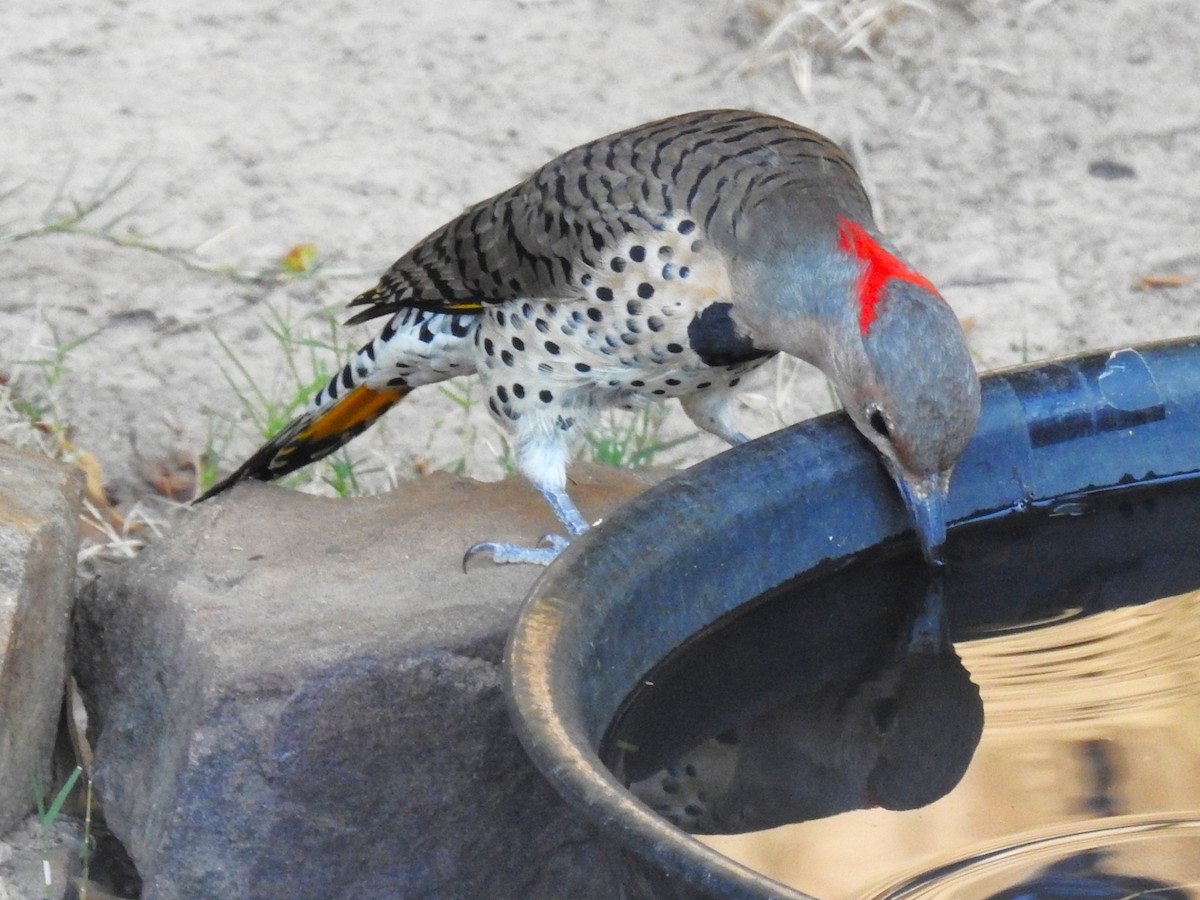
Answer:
462;483;591;569
535;481;591;537
462;421;594;569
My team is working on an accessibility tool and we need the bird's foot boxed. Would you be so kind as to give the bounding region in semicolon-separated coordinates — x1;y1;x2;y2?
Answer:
460;482;593;570
462;532;572;570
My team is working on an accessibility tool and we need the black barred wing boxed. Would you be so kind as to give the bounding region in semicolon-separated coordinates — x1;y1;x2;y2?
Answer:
345;110;869;325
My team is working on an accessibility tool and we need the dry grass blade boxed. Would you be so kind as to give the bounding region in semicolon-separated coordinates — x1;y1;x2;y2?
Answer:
743;0;933;96
77;497;169;565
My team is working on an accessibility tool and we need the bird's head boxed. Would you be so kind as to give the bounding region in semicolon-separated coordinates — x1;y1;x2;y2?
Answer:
835;280;980;566
733;213;981;566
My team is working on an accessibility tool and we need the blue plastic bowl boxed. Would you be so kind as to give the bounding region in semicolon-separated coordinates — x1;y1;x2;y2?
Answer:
505;338;1200;900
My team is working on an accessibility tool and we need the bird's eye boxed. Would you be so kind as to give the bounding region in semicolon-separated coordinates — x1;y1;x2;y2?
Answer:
868;409;890;439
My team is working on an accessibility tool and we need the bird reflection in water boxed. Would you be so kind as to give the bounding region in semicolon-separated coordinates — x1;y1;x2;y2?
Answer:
607;564;983;833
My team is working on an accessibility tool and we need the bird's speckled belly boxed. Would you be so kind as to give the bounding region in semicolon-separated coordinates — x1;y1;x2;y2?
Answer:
474;215;766;423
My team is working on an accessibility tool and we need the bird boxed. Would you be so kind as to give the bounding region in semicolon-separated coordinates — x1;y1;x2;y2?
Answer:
198;110;981;568
623;579;984;833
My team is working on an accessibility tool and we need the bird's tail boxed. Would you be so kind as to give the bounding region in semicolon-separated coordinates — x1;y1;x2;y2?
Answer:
196;382;410;501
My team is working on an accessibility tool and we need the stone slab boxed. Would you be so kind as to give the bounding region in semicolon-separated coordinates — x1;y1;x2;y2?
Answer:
0;443;84;835
74;465;670;899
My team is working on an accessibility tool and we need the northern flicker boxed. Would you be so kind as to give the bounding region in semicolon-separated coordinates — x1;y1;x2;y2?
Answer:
200;110;980;567
624;581;983;832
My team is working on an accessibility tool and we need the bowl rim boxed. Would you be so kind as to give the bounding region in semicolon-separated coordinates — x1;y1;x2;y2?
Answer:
505;337;1200;900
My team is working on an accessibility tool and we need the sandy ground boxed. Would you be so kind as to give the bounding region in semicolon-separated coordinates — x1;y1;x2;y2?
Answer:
2;0;1200;894
3;0;1199;519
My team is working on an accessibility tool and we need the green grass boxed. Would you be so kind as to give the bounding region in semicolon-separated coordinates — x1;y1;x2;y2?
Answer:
0;160;142;247
6;323;98;443
203;301;372;497
33;765;92;899
582;406;697;469
0;163;356;285
210;306;338;442
430;378;491;477
1;317;169;567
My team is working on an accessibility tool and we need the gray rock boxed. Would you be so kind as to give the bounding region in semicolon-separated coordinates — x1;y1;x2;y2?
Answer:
0;813;84;900
0;443;84;835
74;466;670;900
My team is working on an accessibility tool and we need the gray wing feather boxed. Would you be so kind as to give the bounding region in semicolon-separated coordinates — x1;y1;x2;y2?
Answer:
346;110;871;325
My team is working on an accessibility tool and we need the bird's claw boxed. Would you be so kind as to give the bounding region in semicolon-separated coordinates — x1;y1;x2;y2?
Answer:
461;533;572;571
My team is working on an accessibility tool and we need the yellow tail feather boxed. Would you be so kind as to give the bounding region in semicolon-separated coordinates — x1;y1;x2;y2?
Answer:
197;383;409;501
293;384;407;446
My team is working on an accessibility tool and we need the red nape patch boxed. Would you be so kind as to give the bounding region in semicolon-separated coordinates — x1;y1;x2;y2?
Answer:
837;217;939;335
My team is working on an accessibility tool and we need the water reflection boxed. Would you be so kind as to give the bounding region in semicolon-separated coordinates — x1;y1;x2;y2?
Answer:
603;476;1200;898
704;592;1200;898
618;578;983;832
986;849;1189;900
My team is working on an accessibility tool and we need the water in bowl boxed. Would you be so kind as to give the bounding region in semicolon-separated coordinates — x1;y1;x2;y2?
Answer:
601;474;1200;899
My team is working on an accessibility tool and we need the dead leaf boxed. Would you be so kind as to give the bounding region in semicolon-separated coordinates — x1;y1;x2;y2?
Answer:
281;242;318;273
1137;274;1194;290
55;436;137;539
64;444;108;509
146;457;197;502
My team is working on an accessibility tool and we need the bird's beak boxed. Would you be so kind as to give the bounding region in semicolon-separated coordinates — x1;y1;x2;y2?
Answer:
893;470;951;569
